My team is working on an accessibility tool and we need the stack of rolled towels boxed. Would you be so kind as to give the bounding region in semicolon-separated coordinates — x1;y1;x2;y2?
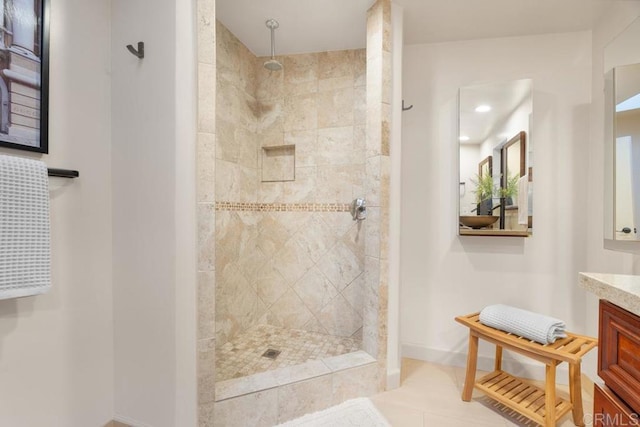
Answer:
479;304;567;345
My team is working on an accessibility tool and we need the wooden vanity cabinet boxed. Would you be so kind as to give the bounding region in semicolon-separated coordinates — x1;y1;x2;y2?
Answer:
593;383;637;426
595;300;640;423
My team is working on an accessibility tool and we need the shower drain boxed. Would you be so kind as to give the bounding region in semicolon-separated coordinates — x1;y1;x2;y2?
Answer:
261;348;281;360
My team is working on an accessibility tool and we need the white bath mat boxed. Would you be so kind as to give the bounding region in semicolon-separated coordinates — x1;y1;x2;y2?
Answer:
276;398;391;427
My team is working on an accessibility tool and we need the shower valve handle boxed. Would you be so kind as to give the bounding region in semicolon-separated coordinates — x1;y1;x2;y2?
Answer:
351;198;367;221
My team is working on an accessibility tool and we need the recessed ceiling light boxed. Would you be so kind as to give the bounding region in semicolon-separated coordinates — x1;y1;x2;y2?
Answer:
459;135;470;141
475;105;491;113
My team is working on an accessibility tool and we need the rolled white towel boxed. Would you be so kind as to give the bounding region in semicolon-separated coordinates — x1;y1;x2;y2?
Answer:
479;304;567;344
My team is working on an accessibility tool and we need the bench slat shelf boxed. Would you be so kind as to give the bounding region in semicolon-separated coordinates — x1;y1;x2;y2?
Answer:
476;371;573;425
455;312;597;427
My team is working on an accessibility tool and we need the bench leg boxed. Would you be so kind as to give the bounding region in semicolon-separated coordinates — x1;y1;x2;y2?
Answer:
462;333;479;402
569;363;585;426
494;345;503;372
544;364;557;427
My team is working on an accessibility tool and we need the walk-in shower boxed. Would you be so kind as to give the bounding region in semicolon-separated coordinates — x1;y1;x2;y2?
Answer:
214;20;367;382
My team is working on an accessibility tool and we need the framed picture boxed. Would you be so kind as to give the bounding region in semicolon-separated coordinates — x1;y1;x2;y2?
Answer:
0;0;50;153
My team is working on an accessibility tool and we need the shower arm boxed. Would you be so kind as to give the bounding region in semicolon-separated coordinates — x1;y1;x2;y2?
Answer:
270;26;276;59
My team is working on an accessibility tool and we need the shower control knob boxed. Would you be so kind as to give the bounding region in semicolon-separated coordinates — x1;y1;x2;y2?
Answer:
351;198;367;221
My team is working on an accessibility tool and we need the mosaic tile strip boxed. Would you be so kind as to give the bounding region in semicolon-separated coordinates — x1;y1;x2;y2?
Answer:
216;324;361;381
215;201;351;212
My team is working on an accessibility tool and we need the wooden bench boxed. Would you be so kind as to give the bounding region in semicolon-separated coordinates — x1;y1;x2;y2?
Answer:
455;312;597;427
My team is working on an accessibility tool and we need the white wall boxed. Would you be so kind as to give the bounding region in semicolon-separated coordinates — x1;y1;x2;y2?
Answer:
112;0;197;425
401;31;594;378
0;0;114;425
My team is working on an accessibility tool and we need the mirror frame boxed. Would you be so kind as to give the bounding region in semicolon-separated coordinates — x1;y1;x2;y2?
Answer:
501;131;526;186
479;155;493;178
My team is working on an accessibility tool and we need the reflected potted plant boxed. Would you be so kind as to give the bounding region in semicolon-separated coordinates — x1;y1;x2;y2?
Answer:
499;174;519;206
471;173;494;215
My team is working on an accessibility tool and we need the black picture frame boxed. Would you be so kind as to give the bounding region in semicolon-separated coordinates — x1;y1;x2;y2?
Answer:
0;0;50;154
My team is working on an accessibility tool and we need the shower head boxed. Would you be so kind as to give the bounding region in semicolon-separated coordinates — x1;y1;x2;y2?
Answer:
264;58;282;71
264;19;282;71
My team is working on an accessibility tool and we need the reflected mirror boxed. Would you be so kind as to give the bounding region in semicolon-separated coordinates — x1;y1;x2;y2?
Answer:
458;79;533;236
612;63;640;240
604;16;640;243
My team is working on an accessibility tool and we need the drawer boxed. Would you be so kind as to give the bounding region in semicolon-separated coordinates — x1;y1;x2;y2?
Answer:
593;384;638;426
599;299;640;413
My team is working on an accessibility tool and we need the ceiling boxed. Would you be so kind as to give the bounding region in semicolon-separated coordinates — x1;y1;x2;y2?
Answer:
217;0;617;56
395;0;613;45
459;79;532;145
216;0;374;57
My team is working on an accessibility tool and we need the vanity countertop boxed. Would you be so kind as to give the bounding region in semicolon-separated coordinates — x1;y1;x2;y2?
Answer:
579;272;640;316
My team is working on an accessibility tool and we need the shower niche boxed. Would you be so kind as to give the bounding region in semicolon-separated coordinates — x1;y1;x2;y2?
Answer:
261;144;295;182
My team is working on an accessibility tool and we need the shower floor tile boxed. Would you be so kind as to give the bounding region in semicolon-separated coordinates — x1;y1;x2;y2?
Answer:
215;324;361;381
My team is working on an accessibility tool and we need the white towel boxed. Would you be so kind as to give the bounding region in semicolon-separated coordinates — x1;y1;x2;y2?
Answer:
0;155;51;299
518;175;528;225
479;304;567;344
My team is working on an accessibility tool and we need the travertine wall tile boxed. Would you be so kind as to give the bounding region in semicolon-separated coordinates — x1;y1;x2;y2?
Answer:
197;2;217;425
198;203;216;271
331;363;379;404
284;93;318;131
318;50;355;80
199;401;215;427
318;294;362;337
364;207;381;258
267;289;314;329
362;1;391;392
277;375;333;423
256;58;284;101
354;49;367;87
197;132;216;203
214;390;278;427
317;87;355;128
197;0;215;65
198;271;216;340
317;241;363;292
198;338;216;404
198;63;216;133
293;267;339;316
354;86;367;125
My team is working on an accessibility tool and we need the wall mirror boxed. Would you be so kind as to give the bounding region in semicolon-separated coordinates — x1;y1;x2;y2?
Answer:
604;16;640;244
458;79;533;237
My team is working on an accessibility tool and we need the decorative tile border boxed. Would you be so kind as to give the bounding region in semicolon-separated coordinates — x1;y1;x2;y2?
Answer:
215;201;351;212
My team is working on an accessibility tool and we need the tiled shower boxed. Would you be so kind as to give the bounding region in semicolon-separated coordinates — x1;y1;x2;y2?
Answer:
214;22;368;381
196;0;391;422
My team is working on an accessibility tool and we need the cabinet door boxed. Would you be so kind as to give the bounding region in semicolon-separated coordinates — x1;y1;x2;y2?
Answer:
599;299;640;413
593;384;638;426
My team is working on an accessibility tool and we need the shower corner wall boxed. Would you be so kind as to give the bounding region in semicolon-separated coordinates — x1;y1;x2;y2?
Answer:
195;0;392;424
195;0;217;424
364;0;393;392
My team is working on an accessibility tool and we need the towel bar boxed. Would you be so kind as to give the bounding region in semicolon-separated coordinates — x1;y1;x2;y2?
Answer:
47;168;79;178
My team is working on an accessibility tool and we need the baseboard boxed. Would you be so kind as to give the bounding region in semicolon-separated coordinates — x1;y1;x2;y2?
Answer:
113;415;152;427
401;344;571;386
386;367;401;390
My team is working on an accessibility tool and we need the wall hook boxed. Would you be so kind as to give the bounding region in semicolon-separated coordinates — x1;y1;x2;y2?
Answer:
402;100;413;111
126;41;144;59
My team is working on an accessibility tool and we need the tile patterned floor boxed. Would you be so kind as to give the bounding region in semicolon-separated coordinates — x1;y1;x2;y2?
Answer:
372;359;595;427
215;324;361;381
